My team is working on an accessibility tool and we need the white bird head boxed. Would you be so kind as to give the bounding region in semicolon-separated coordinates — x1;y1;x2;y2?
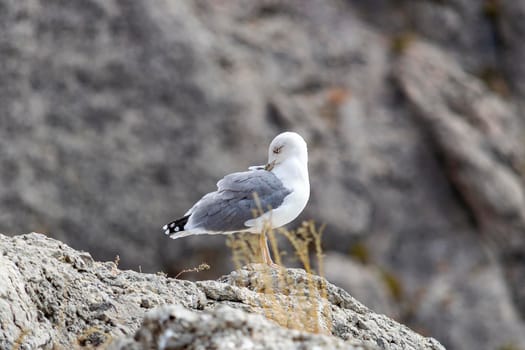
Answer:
266;132;308;170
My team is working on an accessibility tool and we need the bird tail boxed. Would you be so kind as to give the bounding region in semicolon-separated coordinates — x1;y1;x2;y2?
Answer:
162;215;190;239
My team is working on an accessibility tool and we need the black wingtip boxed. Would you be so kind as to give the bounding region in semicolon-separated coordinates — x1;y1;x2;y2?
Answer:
162;215;190;236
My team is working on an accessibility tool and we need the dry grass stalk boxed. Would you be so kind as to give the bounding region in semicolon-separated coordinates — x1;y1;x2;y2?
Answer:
175;263;210;279
227;194;332;334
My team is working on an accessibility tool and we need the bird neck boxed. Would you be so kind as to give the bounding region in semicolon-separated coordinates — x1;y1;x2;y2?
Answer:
272;156;309;190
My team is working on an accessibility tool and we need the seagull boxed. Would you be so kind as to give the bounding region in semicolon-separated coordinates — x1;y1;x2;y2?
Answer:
162;131;310;264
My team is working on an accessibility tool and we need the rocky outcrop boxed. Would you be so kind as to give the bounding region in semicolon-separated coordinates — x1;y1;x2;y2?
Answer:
0;233;443;350
0;233;206;349
112;305;359;350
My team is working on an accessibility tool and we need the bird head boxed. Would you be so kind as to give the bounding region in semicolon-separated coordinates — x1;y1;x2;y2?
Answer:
265;132;308;171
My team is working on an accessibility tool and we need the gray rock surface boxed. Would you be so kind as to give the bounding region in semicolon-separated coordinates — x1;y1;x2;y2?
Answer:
394;41;525;349
2;1;525;349
112;305;363;350
324;253;398;319
395;41;525;248
0;232;443;350
0;232;206;349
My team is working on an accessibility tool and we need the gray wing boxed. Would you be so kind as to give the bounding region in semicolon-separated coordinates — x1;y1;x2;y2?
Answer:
187;170;291;232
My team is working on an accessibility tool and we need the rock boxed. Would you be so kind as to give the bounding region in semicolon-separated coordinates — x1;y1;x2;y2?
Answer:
348;0;516;94
395;42;525;245
395;40;525;333
210;266;443;350
111;305;366;350
499;1;525;95
0;232;206;349
323;253;398;318
0;232;444;350
414;260;525;350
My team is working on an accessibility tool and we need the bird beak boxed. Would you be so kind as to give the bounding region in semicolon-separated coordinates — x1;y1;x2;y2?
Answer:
264;160;276;171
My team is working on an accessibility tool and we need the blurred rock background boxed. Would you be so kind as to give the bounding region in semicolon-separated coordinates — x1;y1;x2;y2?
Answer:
1;1;525;349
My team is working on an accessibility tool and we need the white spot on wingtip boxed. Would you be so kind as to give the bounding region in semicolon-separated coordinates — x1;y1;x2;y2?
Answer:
164;230;170;235
169;223;175;228
162;224;168;230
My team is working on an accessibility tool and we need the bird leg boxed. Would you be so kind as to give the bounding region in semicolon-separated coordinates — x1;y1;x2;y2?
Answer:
259;231;274;265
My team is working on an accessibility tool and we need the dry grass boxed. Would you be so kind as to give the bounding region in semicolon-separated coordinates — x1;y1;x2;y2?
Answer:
175;263;210;279
227;219;332;335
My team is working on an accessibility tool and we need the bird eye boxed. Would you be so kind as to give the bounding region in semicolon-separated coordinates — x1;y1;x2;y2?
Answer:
273;146;283;154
